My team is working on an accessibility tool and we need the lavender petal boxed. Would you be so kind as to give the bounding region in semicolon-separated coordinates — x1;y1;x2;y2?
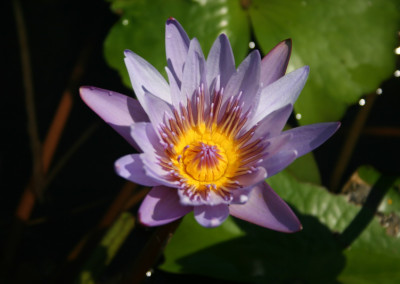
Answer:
181;38;207;102
281;122;341;157
142;91;173;136
224;50;261;107
140;153;177;188
194;204;230;228
260;39;292;86
139;186;193;226
235;167;267;187
251;66;309;125
260;150;298;178
130;122;162;153
79;86;148;150
114;154;161;186
124;50;171;105
165;18;190;83
206;34;236;90
249;104;293;137
229;182;302;232
166;66;185;107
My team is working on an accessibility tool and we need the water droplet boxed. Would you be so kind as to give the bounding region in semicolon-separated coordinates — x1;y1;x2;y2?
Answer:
295;113;302;120
394;70;400;77
146;269;153;277
358;98;366;106
376;88;382;95
248;41;255;49
394;47;400;55
122;19;129;26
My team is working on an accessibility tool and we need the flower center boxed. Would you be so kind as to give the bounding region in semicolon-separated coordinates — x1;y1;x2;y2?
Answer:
182;142;228;182
158;85;266;204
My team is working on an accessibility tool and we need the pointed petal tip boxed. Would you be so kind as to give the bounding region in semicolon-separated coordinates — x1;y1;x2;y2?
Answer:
289;65;310;80
281;214;302;233
250;48;261;59
327;121;342;136
79;86;107;104
79;85;89;92
165;17;184;31
283;38;292;46
275;38;292;51
79;85;90;98
79;86;95;106
124;49;134;57
79;85;111;98
79;85;96;94
166;17;177;24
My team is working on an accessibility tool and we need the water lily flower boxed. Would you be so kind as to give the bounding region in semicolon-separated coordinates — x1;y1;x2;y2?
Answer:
80;18;339;232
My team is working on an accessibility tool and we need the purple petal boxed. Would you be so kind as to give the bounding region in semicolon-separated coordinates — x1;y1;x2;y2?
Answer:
194;204;230;227
250;104;293;138
166;66;185;107
140;153;177;188
260;39;292;86
281;122;341;157
230;188;252;204
142;91;172;134
261;150;298;177
224;50;261;107
130;122;162;153
165;18;190;83
124;50;171;105
181;38;207;101
235;167;267;187
261;132;292;156
114;154;161;186
139;186;193;226
79;86;148;149
251;66;309;125
206;34;235;90
229;182;302;232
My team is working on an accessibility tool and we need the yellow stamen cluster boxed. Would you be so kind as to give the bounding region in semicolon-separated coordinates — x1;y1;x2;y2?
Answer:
158;86;265;203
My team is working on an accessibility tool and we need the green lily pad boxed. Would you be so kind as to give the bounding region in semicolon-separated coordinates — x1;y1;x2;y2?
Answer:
105;0;398;125
249;0;399;124
161;212;345;284
271;171;400;284
104;0;249;88
161;170;400;283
